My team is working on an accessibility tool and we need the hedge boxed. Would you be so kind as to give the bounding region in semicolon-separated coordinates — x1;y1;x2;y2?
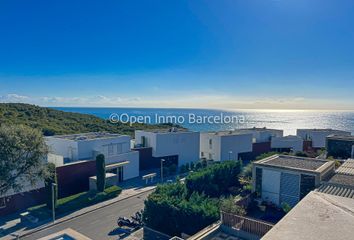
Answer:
28;185;122;220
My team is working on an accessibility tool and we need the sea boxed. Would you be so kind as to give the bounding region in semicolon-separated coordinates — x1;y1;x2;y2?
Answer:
53;107;354;136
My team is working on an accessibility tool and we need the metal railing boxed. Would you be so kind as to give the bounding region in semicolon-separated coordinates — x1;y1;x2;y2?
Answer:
221;211;274;237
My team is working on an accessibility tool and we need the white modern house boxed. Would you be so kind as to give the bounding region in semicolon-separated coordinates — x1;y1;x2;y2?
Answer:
134;128;200;166
45;132;139;181
297;128;351;149
252;155;334;207
271;135;304;152
200;131;253;161
237;127;284;143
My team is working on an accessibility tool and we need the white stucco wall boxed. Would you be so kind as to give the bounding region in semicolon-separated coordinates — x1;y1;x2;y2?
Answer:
200;132;221;161
78;136;131;160
220;133;253;161
200;132;253;161
257;130;284;143
45;137;78;161
135;130;200;166
236;128;283;143
297;129;351;148
105;151;139;180
271;135;304;152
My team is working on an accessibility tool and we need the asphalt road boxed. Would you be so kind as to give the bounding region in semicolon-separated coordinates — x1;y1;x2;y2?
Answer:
21;190;152;240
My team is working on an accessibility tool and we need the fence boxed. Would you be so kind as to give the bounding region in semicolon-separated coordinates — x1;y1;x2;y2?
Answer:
221;211;274;237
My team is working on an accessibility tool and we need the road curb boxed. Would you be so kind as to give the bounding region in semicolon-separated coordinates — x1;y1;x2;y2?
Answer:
19;187;155;239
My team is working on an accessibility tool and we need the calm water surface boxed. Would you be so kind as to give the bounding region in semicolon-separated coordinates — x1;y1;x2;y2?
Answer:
53;107;354;136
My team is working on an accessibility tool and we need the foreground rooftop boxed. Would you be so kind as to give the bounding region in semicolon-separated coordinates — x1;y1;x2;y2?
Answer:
262;191;354;240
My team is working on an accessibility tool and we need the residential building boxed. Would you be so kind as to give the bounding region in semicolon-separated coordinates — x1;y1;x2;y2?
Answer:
238;127;284;143
326;134;354;159
252;155;335;207
297;128;351;149
234;127;284;159
200;131;253;161
135;128;200;167
45;132;139;181
271;135;304;152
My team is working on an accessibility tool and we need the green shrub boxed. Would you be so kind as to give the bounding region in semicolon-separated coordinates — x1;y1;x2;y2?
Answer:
281;202;292;213
185;161;241;197
28;185;121;220
220;197;246;216
241;163;252;179
294;151;309;157
256;152;279;160
143;183;219;237
179;164;187;174
44;162;58;209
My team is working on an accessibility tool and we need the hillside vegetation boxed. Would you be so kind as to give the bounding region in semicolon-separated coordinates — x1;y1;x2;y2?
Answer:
0;103;174;136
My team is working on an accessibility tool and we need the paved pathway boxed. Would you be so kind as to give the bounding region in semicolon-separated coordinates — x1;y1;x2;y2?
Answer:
0;176;158;240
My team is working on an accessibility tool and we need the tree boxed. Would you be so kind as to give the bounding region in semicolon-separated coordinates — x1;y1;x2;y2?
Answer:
45;162;58;209
0;124;48;195
96;154;106;192
220;197;246;216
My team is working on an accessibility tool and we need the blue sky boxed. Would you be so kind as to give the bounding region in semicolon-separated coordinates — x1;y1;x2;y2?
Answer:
0;0;353;109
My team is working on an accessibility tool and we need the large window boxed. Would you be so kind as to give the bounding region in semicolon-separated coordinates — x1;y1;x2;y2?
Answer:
255;168;263;197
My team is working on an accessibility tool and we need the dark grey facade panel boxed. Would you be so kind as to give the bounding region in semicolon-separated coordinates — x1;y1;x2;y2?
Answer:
280;172;300;207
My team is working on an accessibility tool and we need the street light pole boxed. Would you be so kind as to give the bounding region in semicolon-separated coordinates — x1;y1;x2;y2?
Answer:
161;159;165;183
51;183;57;223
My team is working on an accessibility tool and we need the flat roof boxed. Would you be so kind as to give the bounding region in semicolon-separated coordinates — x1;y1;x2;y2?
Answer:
329;174;354;188
297;128;349;132
254;154;332;172
238;127;283;132
262;191;354;240
48;132;123;141
272;135;302;140
203;130;253;137
326;134;354;141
